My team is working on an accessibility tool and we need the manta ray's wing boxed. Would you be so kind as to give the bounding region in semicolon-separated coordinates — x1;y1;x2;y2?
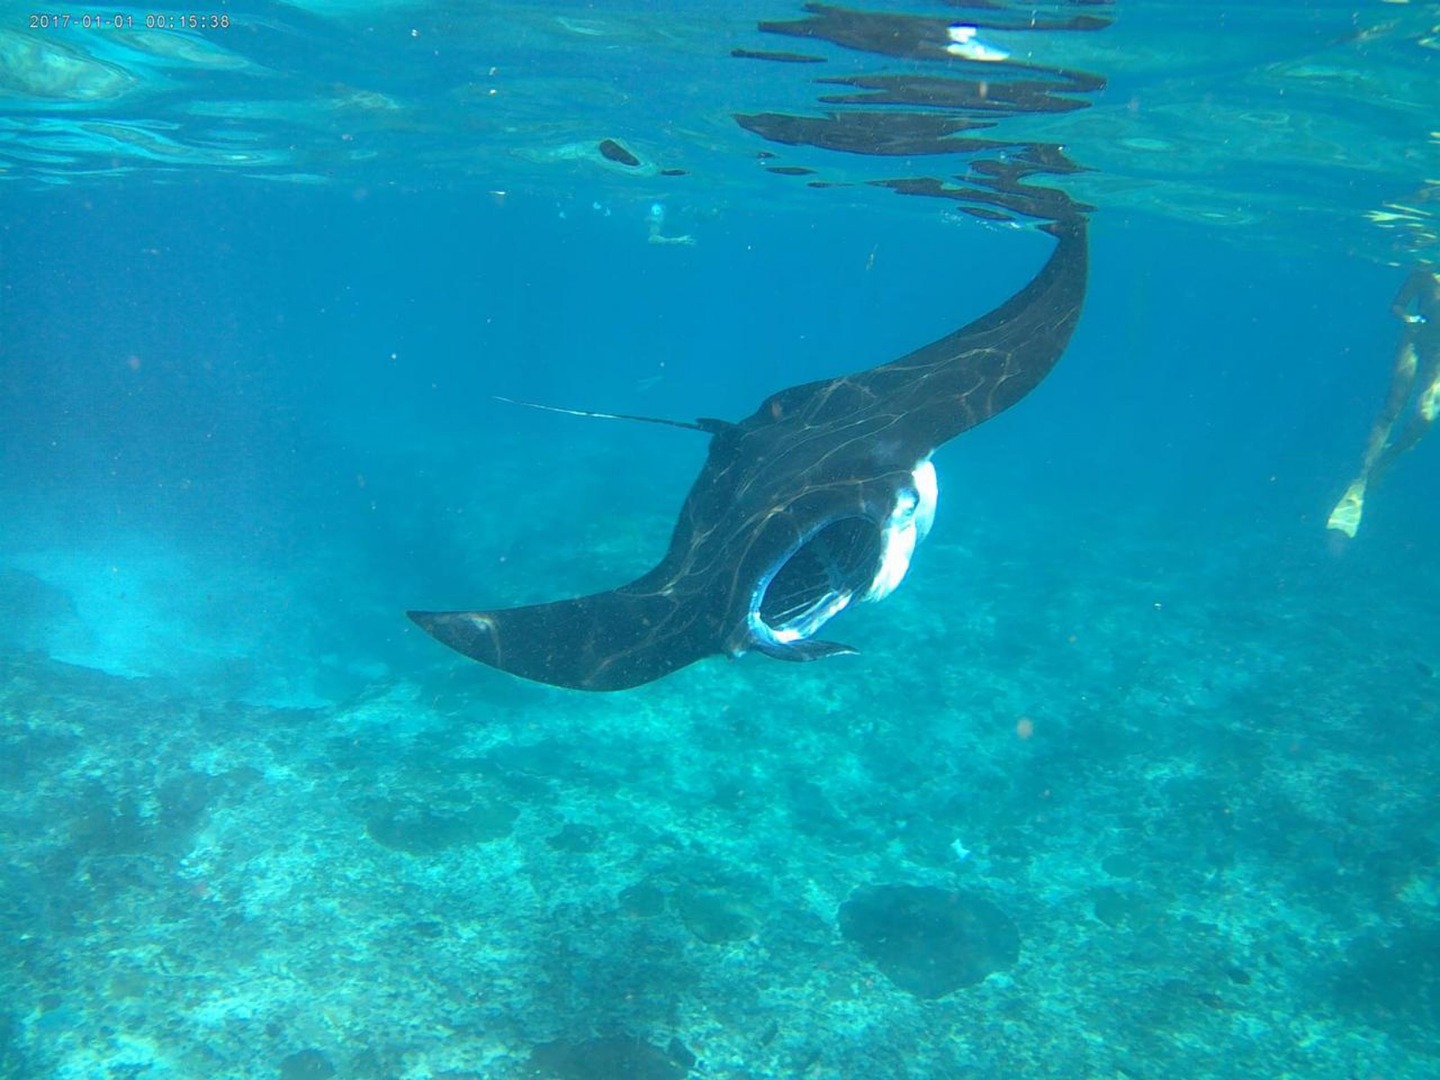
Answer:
408;585;714;692
747;215;1086;457
408;417;742;692
864;215;1087;449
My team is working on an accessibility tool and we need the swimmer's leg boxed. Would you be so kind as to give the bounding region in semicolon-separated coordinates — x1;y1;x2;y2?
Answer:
1328;337;1419;536
1371;349;1440;476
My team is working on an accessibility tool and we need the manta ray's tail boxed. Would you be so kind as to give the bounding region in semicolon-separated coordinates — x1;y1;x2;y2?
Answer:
493;396;731;435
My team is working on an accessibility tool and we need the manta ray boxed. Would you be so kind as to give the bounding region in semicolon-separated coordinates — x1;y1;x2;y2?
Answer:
410;215;1087;690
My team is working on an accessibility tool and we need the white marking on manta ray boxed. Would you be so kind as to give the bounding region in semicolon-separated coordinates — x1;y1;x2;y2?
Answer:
864;459;938;604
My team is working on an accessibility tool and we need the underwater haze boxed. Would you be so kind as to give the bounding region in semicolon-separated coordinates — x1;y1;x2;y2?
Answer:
2;2;1439;1078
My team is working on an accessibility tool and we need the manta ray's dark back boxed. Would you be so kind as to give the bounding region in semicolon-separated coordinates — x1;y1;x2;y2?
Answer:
409;216;1087;690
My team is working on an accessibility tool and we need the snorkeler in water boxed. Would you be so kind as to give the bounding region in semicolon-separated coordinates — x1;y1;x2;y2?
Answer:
646;201;694;247
1327;264;1440;538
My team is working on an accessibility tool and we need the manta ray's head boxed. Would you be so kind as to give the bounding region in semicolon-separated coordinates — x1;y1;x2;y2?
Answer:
735;459;938;662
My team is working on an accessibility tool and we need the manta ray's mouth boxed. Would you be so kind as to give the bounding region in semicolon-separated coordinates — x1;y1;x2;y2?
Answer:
755;517;883;644
747;460;939;652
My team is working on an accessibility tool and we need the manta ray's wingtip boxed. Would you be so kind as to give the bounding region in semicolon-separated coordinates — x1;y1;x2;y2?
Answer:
407;609;500;660
408;594;719;691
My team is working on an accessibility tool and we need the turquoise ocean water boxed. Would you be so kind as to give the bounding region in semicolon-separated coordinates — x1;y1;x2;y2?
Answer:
2;2;1438;1077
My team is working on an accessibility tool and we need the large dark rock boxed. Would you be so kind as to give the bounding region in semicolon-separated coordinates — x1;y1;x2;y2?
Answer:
839;884;1019;998
279;1048;335;1080
530;1035;691;1080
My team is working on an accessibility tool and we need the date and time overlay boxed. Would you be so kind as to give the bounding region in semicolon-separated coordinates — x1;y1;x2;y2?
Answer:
27;10;232;30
